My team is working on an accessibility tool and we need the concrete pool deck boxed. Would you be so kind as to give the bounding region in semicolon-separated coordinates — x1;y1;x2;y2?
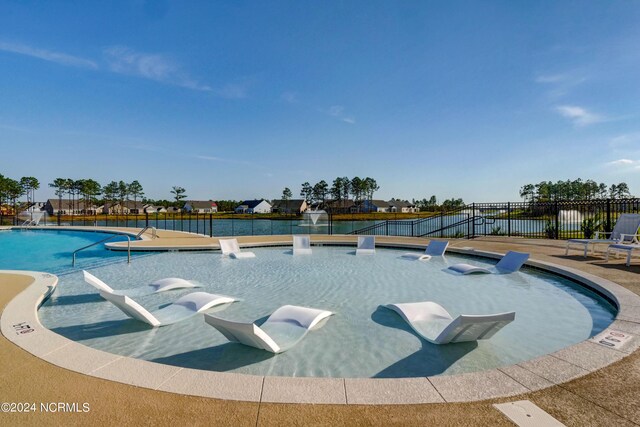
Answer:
1;229;640;425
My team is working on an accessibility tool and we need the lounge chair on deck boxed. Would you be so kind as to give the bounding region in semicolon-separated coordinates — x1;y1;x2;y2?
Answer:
447;251;529;274
384;301;515;344
293;235;312;255
219;238;256;259
99;290;237;327
402;240;449;260
565;213;640;257
606;243;640;267
356;236;375;255
84;270;200;297
205;305;334;353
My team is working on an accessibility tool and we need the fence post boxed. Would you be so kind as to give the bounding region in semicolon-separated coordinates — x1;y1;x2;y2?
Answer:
209;214;213;237
507;202;511;236
555;201;560;239
471;203;476;238
385;220;389;236
145;212;149;228
606;199;612;232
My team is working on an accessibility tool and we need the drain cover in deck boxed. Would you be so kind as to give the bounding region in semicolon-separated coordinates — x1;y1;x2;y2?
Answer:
494;400;565;427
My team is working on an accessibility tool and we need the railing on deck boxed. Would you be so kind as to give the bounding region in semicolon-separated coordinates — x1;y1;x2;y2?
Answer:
4;197;638;240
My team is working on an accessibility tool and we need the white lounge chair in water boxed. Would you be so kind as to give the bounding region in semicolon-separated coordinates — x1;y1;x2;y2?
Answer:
565;213;640;257
205;305;334;353
384;301;515;344
356;235;375;255
606;243;640;267
293;235;312;255
447;251;529;274
402;240;449;260
219;238;256;259
99;290;237;327
83;270;200;297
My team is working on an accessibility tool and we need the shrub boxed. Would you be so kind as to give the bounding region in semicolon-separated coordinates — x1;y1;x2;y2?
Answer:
580;215;602;239
545;220;559;239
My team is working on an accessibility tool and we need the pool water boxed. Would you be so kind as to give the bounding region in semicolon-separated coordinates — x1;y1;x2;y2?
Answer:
35;244;616;378
0;229;141;275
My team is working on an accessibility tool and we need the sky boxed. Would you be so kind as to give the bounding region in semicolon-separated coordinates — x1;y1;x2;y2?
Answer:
0;1;639;203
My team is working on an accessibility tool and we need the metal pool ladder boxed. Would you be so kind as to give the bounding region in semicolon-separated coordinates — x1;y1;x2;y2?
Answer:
72;234;131;266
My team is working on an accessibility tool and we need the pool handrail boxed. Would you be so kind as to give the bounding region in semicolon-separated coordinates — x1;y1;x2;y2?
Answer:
72;234;131;266
136;226;158;239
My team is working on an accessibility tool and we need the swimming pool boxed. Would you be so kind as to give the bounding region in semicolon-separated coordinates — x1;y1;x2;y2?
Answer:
30;241;615;378
0;229;141;275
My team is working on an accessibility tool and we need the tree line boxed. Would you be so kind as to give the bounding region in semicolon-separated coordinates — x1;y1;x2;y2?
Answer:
282;177;380;207
1;173;635;217
519;179;632;202
0;174;40;212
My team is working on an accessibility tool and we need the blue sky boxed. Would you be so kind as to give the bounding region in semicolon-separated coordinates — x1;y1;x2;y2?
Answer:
1;1;639;202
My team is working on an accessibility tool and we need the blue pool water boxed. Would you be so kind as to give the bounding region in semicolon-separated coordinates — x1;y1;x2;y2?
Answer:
16;239;615;378
0;229;141;275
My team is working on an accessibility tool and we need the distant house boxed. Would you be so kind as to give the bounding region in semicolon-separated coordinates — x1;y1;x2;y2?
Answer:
143;204;167;214
166;206;181;214
103;201;145;215
361;199;390;213
183;201;218;214
388;200;419;213
45;199;99;215
271;199;308;214
235;199;272;214
323;199;356;213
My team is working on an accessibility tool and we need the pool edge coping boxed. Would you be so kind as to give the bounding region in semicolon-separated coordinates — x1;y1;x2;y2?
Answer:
1;237;640;405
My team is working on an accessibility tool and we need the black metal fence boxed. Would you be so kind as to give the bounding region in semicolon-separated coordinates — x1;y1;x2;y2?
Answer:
349;198;640;239
2;198;639;240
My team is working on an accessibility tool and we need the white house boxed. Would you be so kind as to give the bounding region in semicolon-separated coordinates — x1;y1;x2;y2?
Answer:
388;200;420;213
143;204;167;214
183;201;218;214
361;199;391;213
235;199;272;214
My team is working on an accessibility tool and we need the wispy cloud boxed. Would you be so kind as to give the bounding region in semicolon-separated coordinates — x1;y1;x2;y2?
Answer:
605;158;640;172
607;159;635;166
280;91;298;104
195;155;253;165
535;73;586;85
555;105;603;127
610;132;640;148
326;105;356;124
103;46;211;91
0;40;98;69
534;71;587;99
214;83;249;99
0;122;37;133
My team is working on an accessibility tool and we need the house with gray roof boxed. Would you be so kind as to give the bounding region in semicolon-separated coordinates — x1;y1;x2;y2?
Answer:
361;199;391;213
271;199;308;214
388;200;419;213
44;199;99;215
